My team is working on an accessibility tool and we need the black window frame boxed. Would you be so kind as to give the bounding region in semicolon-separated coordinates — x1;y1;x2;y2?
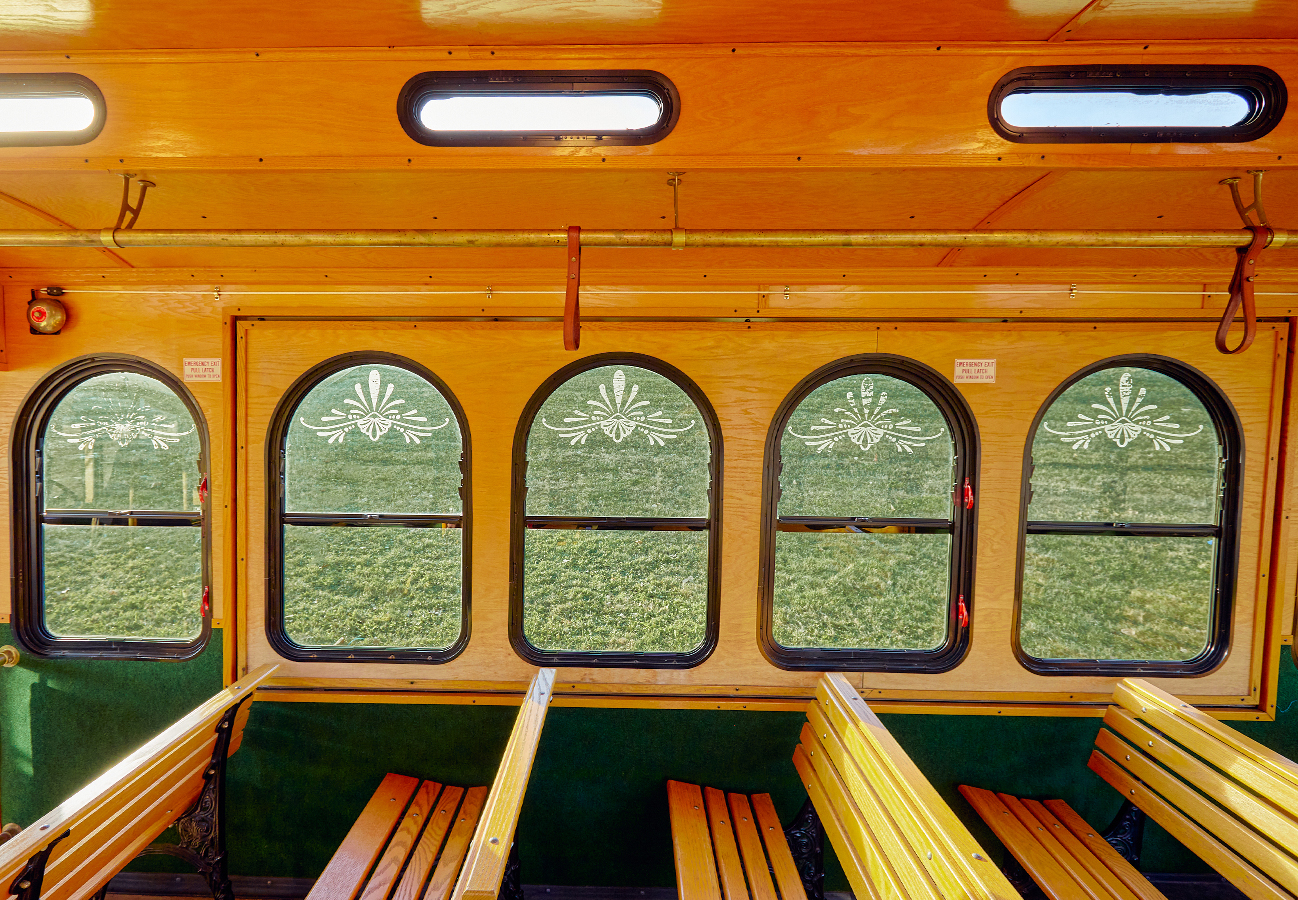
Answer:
1013;355;1242;677
988;65;1286;144
0;74;106;147
397;70;680;147
11;355;210;659
510;353;722;668
758;354;979;673
265;352;472;664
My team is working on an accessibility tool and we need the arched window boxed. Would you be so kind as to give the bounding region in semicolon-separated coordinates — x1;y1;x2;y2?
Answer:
1016;357;1240;675
267;354;470;662
511;354;721;667
760;355;977;671
12;356;209;658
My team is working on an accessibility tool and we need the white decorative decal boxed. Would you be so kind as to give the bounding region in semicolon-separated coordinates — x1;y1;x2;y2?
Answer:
542;369;696;446
299;369;450;443
787;377;945;454
1043;372;1205;451
56;399;194;450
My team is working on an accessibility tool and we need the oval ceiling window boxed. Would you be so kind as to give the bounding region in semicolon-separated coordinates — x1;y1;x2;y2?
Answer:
397;70;679;146
989;65;1285;143
0;74;105;146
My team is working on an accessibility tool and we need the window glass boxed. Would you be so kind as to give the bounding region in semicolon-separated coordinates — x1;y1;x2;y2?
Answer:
769;370;961;661
1019;363;1231;670
1029;368;1220;525
44;372;202;512
37;371;203;644
518;361;716;662
778;375;953;519
285;365;462;515
526;365;709;518
276;361;467;657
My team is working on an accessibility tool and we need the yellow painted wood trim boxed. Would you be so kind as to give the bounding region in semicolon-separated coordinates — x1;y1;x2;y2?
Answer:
1117;680;1298;788
450;669;554;900
791;745;884;900
1103;707;1298;852
1095;730;1298;894
1088;751;1290;900
0;664;276;897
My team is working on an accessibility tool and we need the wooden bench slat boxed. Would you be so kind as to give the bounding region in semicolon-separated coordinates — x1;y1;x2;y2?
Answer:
1088;750;1290;900
1041;801;1169;900
423;786;487;900
1094;729;1298;894
1116;681;1298;793
0;664;276;900
359;781;443;900
450;669;554;900
791;744;886;900
817;675;1018;900
727;794;779;900
42;746;211;900
999;795;1117;900
1026;801;1159;900
1111;694;1298;818
44;754;214;900
957;787;1092;900
392;786;464;900
703;788;749;900
1103;707;1298;855
802;711;943;899
749;794;807;900
306;773;421;900
668;781;723;900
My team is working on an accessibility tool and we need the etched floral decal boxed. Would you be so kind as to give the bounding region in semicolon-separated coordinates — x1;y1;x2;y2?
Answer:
1043;372;1205;451
55;398;194;450
542;369;696;446
787;377;945;454
299;369;449;443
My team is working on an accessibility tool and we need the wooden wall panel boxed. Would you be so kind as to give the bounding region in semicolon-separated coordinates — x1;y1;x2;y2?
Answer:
0;45;1292;171
236;316;1282;706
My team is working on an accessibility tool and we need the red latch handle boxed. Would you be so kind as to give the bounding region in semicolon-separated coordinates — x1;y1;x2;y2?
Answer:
200;585;210;618
198;474;208;505
564;225;581;351
957;594;968;628
963;477;974;510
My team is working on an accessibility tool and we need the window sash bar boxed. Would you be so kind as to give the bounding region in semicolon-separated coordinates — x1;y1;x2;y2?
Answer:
283;513;462;528
778;515;952;532
42;512;201;526
524;515;707;531
1026;521;1218;538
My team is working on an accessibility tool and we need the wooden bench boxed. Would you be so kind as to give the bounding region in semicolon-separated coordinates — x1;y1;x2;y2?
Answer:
669;673;1019;900
0;664;278;900
960;677;1298;900
305;668;555;900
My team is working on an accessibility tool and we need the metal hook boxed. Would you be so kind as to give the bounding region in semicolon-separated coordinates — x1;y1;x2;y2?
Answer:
667;172;684;229
1220;169;1269;228
114;173;155;231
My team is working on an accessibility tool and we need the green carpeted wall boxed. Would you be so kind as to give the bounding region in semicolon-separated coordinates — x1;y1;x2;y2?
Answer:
5;619;1298;886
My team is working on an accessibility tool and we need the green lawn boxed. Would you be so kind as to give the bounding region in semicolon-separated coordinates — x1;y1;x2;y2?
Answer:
41;364;1227;665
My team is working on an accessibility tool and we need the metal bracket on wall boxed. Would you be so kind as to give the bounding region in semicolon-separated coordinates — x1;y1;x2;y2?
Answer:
8;829;70;900
1221;169;1269;228
784;798;825;900
136;698;248;900
113;173;155;231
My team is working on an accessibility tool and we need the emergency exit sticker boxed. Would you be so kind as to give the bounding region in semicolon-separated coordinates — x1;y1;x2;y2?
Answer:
184;358;222;382
954;359;996;383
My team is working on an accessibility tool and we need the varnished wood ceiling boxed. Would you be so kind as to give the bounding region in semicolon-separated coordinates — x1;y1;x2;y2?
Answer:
0;0;1294;51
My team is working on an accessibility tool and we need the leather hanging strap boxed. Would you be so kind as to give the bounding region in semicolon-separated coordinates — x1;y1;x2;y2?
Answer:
564;225;581;351
1215;225;1273;355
